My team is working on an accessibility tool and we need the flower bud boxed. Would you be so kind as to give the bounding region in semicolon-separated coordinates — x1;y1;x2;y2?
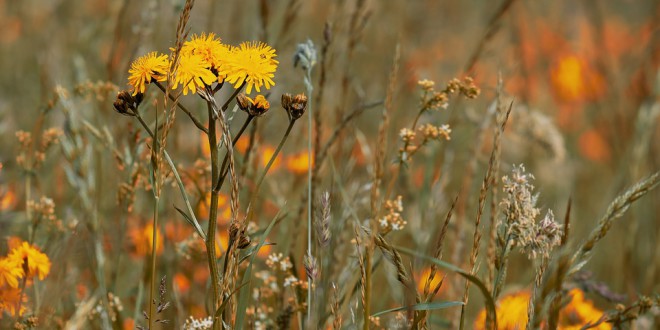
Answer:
281;93;307;121
113;91;137;116
236;93;270;117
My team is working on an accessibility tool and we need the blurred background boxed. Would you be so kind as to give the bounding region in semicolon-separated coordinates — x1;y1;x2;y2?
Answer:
0;0;658;328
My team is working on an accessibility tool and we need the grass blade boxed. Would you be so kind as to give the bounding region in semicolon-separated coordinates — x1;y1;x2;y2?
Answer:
396;246;498;329
234;209;285;330
371;301;464;317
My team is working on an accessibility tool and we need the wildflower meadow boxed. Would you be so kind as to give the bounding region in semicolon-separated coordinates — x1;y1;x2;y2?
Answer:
0;1;659;329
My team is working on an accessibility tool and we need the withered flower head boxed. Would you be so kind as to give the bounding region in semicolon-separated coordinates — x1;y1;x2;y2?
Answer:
281;93;308;121
113;90;142;116
236;93;270;117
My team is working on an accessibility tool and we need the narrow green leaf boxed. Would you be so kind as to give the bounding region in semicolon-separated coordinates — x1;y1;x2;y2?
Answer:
395;246;498;329
163;151;206;240
234;210;284;330
213;281;249;321
372;301;463;317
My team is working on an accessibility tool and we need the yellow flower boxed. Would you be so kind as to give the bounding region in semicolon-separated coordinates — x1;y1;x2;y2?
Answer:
0;287;27;317
559;289;611;330
0;257;23;288
181;33;232;82
474;290;530;329
7;242;51;280
127;52;169;96
221;41;278;94
473;289;611;330
171;53;217;95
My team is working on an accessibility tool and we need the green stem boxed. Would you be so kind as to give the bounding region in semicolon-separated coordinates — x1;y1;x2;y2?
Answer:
363;247;372;330
153;81;209;134
254;120;296;191
305;67;314;326
206;102;222;322
25;174;32;223
220;82;246;113
214;115;254;192
492;236;513;299
131;109;206;239
148;196;160;329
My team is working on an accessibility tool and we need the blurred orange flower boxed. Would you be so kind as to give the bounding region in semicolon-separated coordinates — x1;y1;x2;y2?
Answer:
578;129;611;163
260;145;282;171
286;151;313;174
200;131;211;158
256;243;272;259
559;289;611;329
203;134;252;158
129;223;164;258
173;272;191;294
550;55;605;103
0;188;17;211
197;193;232;226
235;136;251;153
123;318;135;330
165;221;193;243
0;287;27;317
416;267;448;297
474;290;531;329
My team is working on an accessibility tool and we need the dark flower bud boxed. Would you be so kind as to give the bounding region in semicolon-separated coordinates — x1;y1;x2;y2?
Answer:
113;92;135;116
281;93;307;121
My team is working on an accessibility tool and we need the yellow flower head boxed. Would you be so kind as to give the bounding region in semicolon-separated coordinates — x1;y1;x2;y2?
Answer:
0;257;23;288
221;41;278;94
171;53;217;95
7;242;51;280
128;52;169;96
181;33;232;82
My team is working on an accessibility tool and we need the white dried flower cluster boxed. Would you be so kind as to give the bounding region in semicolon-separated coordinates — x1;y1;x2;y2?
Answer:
283;275;298;287
183;316;213;330
501;164;562;259
378;195;407;233
399;128;416;143
266;253;292;272
419;123;452;141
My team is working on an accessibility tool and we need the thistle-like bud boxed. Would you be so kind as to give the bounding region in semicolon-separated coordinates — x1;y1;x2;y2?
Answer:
293;39;317;71
236;93;270;117
281;93;308;121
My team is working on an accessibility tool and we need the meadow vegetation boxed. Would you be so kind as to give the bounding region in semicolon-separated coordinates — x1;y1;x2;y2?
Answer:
0;1;659;329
